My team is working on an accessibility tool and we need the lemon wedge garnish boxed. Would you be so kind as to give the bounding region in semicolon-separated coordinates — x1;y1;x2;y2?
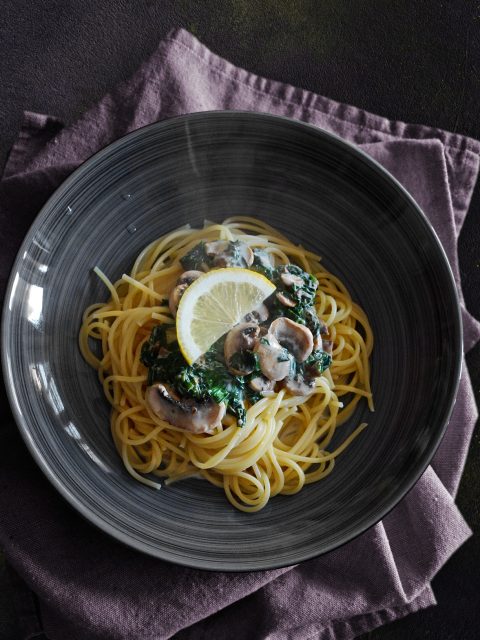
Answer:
176;267;275;364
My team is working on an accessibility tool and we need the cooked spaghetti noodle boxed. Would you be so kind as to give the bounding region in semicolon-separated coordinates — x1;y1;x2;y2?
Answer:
79;217;373;512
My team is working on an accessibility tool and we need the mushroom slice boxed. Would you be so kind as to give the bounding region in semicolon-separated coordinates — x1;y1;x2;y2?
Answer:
242;303;269;324
269;317;314;362
283;376;315;396
146;384;226;434
169;284;188;317
224;322;260;375
204;240;254;268
249;376;275;394
254;335;293;382
280;272;304;288
177;270;203;286
276;291;296;308
169;271;202;317
240;243;255;267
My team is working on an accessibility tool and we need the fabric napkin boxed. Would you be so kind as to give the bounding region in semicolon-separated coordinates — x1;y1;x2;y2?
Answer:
1;28;479;640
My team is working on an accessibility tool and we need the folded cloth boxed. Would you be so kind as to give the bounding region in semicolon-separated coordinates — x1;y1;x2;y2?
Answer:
1;28;479;640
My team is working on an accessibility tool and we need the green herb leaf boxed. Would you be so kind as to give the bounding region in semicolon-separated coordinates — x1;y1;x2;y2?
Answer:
251;248;275;280
180;242;208;271
304;349;333;375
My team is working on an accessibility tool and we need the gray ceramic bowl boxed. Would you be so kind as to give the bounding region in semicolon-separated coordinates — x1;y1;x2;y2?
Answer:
2;112;461;571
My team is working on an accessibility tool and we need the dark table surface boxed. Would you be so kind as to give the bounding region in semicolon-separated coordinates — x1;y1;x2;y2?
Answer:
1;2;479;639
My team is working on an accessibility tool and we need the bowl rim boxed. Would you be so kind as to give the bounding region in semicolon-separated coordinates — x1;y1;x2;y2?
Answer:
1;110;463;571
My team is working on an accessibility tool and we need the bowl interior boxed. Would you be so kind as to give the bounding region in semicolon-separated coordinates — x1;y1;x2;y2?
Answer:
2;112;460;570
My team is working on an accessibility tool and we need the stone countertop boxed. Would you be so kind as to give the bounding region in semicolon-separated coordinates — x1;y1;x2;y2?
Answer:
0;1;479;638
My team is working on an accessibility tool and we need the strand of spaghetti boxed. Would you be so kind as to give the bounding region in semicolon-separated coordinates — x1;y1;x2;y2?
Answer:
93;266;120;309
135;225;193;273
334;385;372;398
304;458;336;484
116;411;162;489
121;274;166;301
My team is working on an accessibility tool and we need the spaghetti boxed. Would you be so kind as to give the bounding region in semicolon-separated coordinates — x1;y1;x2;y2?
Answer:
79;217;373;512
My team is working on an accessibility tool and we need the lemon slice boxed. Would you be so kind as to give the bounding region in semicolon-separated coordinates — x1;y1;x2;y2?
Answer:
176;268;276;364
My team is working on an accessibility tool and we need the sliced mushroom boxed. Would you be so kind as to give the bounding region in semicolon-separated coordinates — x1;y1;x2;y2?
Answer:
177;270;203;286
146;384;226;434
276;291;296;308
204;240;254;268
269;317;314;362
283;375;315;396
168;271;202;317
249;376;275;394
254;335;293;381
169;284;187;317
280;272;304;288
224;322;260;375
242;303;269;324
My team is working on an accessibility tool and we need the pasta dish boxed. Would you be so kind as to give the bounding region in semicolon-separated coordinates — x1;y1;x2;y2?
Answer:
79;217;373;512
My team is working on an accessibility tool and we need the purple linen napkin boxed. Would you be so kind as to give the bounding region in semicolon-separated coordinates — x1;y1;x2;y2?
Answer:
1;28;479;640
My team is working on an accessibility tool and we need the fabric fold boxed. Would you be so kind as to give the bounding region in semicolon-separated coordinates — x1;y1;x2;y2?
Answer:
1;28;479;640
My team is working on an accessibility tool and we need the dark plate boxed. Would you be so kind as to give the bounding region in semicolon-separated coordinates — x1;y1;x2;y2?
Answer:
1;111;461;570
